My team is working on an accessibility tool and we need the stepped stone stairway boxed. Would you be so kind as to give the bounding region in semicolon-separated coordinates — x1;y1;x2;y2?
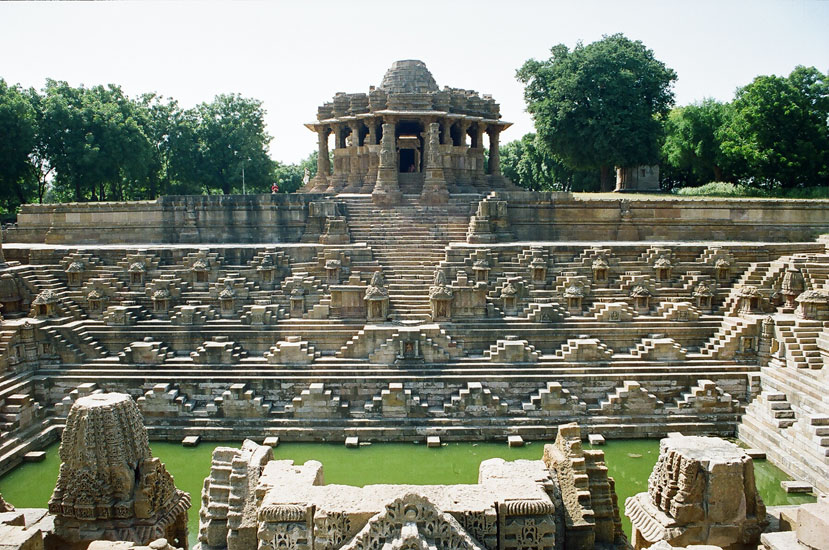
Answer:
341;194;476;322
0;198;827;489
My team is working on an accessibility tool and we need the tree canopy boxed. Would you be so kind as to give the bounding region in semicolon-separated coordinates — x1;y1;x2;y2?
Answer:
0;80;286;209
661;99;732;189
718;65;828;189
183;94;275;195
517;33;677;190
500;133;599;192
0;79;38;211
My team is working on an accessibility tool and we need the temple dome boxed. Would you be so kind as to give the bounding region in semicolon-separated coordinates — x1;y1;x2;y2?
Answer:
380;60;439;94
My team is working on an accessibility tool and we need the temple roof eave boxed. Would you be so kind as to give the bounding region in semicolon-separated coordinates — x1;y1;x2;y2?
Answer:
306;112;512;131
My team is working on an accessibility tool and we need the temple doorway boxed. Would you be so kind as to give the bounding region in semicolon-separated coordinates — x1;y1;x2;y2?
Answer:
399;149;416;172
396;120;423;173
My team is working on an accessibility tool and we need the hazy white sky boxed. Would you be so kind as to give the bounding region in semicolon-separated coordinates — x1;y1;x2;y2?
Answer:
1;1;827;163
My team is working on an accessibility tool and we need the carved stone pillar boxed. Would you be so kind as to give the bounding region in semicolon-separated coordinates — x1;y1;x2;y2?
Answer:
329;124;345;191
472;124;486;183
472;124;484;150
345;122;363;191
368;122;378;145
420;123;449;205
311;127;331;192
372;122;402;206
333;124;344;150
442;119;453;145
488;127;501;176
457;120;471;147
456;120;472;186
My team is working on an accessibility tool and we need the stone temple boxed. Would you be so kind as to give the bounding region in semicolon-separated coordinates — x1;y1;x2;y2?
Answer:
304;59;512;204
1;60;829;549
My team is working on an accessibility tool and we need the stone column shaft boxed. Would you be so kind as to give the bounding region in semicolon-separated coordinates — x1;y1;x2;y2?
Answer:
442;120;453;145
317;129;330;177
368;122;377;145
458;121;471;147
346;122;363;190
488;127;501;176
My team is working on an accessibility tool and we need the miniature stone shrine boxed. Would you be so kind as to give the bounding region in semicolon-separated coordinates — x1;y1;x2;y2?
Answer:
47;393;190;549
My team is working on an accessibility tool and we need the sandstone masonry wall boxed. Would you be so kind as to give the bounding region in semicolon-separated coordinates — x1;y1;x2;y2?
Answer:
7;194;332;244
467;192;829;243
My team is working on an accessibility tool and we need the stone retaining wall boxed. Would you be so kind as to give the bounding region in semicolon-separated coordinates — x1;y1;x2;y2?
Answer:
468;192;829;243
8;192;829;245
6;193;332;244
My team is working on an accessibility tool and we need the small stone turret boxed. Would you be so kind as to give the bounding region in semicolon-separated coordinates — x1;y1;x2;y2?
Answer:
48;392;191;549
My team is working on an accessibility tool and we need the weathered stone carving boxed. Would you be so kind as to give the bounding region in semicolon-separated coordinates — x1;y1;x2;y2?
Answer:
485;336;540;363
48;392;190;549
554;337;613;361
543;422;627;550
674;380;739;415
0;273;23;315
285;383;348;418
212;384;271;418
0;492;13;512
795;288;829;320
197;440;273;550
420;123;449;205
372;123;403;206
340;493;485;550
30;289;59;318
625;436;766;550
524;382;586;414
429;270;453;321
137;383;193;417
364;271;389;321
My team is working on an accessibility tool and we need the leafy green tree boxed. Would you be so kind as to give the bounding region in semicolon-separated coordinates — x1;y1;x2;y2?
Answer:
135;93;187;198
0;79;38;210
719;66;829;189
661;99;732;188
40;81;154;201
501;133;600;192
272;151;322;193
517;34;677;191
26;88;54;205
182;94;275;194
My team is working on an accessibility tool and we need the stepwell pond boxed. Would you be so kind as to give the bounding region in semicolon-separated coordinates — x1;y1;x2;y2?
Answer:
0;439;814;546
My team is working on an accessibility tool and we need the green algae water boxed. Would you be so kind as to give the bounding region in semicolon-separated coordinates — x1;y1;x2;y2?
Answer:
0;440;815;547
